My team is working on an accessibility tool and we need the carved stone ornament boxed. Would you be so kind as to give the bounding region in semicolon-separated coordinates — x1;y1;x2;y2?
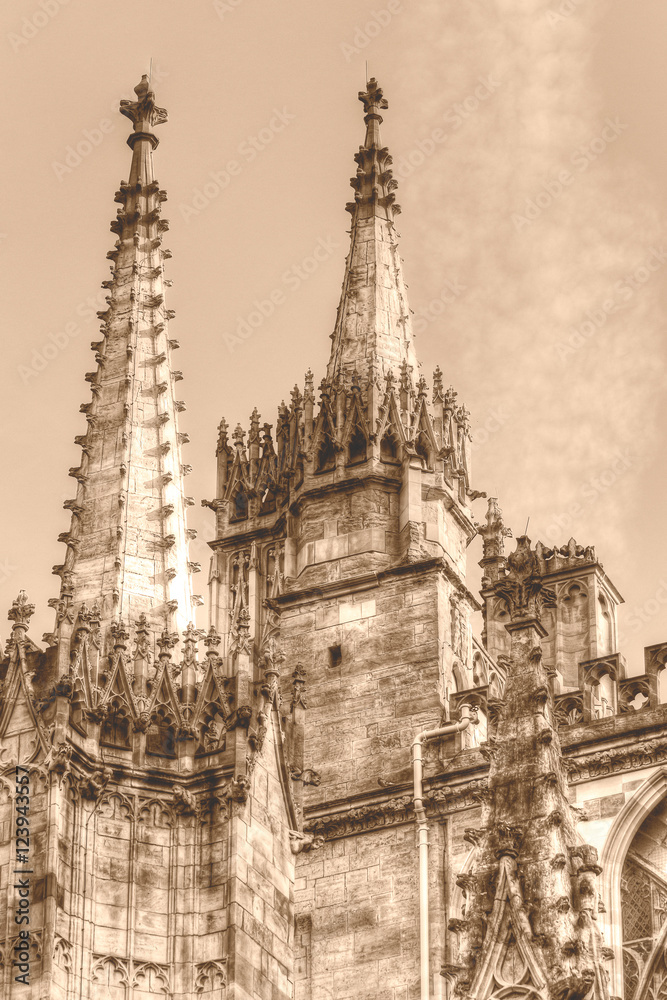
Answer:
229;608;252;657
78;765;113;800
291;664;307;709
564;737;667;783
291;768;321;787
8;591;35;629
475;497;513;561
172;783;198;816
302;775;482;840
492;535;556;622
463;827;484;847
119;75;168;131
495;823;524;859
44;741;72;775
225;705;252;730
289;830;325;854
133;712;151;733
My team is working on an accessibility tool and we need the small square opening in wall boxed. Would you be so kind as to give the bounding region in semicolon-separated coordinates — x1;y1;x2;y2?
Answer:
328;644;342;667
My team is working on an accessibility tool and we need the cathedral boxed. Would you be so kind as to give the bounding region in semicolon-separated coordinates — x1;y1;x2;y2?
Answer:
0;73;666;1000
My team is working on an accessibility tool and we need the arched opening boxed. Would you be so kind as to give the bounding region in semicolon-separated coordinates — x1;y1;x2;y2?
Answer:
196;706;226;756
69;682;87;736
316;434;336;473
472;652;488;687
598;592;613;655
100;698;130;748
380;428;400;464
493;598;511;658
601;770;667;999
469;703;488;747
146;707;177;757
347;426;367;466
230;484;248;521
620;797;667;1000
562;582;588;625
415;431;430;468
259;482;276;515
294;458;304;490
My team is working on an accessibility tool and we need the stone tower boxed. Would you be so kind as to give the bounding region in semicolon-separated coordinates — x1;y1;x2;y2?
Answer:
206;76;487;996
0;77;297;1000
1;73;667;1000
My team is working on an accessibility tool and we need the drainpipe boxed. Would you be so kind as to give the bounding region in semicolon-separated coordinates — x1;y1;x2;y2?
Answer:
413;704;474;1000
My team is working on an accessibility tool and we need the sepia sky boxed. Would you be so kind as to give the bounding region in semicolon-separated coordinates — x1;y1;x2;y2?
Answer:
0;0;665;671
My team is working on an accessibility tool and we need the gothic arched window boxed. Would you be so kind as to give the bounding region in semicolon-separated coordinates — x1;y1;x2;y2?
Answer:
69;681;87;736
316;434;336;473
100;698;130;748
146;707;177;757
562;582;588;625
415;431;430;468
259;483;276;515
347;426;367;465
347;427;366;465
380;429;400;464
230;485;248;522
598;593;613;655
621;796;667;1000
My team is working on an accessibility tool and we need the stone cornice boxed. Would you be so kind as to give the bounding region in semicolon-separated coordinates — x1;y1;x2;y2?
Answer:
287;471;402;515
303;772;489;840
563;733;667;783
302;717;667;839
206;514;287;551
270;556;480;611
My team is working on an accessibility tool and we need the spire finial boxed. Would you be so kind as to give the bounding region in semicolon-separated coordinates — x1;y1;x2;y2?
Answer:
358;77;388;121
120;74;167;148
345;76;400;226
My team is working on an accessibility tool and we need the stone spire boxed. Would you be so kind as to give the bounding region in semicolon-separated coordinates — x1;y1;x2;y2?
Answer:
53;75;197;637
326;78;419;381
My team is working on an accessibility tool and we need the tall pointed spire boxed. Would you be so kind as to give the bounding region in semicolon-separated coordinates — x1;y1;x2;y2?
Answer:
53;75;196;637
327;78;418;381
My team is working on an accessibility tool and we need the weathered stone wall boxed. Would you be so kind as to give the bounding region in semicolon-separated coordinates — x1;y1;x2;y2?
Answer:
0;702;294;999
224;713;295;1000
281;568;445;803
